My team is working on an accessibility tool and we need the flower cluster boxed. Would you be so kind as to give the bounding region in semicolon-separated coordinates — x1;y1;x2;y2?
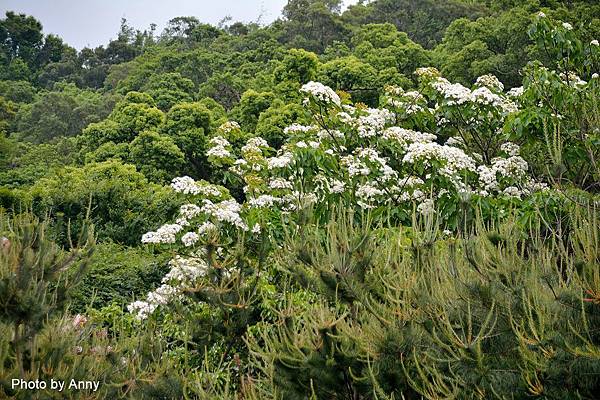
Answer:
475;74;505;92
128;255;209;320
476;143;546;197
431;78;472;105
384;86;427;116
207;136;232;159
171;176;201;195
200;199;248;230
171;176;224;197
403;142;477;175
559;71;587;87
267;152;294;169
431;76;518;113
506;86;524;97
141;223;183;244
382;127;436;149
356;108;395;138
415;67;441;79
300;81;341;106
143;177;230;246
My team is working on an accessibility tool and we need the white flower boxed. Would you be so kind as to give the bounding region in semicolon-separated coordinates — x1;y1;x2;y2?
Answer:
128;255;210;320
385;85;404;95
171;176;200;195
268;152;294;169
381;165;398;181
445;136;464;147
337;111;354;124
269;178;293;190
398;177;424;187
251;224;261;234
403;142;477;175
383;127;436;148
386;90;425;114
141;223;183;244
537;11;546;18
562;22;573;30
241;137;268;154
201;199;248;230
127;301;156;320
502;186;522;198
356;183;384;200
477;155;529;194
209;136;230;147
591;40;599;47
284;124;315;134
500;142;520;156
330;179;346;193
403;91;424;101
432;78;471;105
506;86;524;97
249;195;280;208
317;128;344;141
163;256;208;283
438;117;449;126
415;67;440;79
179;204;201;219
357;108;394;138
141;232;159;244
341;155;370;177
593;73;599;79
196;183;223;197
468;88;491;106
475;74;504;92
357;148;387;166
523;180;549;194
181;232;199;247
207;136;232;159
559;71;587;87
300;81;341;106
146;284;178;305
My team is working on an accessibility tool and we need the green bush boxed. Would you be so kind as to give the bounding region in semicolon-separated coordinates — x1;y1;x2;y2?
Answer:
70;243;170;311
28;160;179;246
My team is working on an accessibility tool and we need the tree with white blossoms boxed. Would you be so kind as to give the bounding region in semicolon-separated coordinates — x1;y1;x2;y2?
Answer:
130;68;550;324
129;173;278;379
205;74;546;229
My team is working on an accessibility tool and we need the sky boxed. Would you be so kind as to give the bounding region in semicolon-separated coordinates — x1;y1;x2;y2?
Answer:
0;0;358;50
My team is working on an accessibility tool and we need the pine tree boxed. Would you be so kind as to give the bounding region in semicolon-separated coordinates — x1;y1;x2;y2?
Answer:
0;213;94;378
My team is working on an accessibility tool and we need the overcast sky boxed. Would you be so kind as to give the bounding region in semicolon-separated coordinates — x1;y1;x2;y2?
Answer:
0;0;358;50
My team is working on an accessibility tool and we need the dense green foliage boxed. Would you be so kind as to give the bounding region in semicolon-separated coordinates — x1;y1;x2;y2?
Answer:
1;0;600;398
69;243;171;311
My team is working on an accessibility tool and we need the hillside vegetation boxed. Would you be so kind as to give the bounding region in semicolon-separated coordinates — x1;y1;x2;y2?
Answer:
1;0;600;398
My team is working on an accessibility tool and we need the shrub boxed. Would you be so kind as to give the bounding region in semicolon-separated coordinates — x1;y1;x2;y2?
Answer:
69;243;171;311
